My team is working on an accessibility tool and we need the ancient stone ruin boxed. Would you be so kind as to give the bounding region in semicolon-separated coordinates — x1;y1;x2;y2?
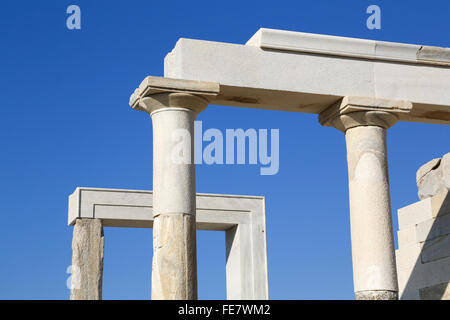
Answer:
68;29;450;300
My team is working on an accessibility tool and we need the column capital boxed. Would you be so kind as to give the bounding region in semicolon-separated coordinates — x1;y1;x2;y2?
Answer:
129;76;220;116
319;96;412;132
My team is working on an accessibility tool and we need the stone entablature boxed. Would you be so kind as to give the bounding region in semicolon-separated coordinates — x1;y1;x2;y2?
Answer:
165;29;450;124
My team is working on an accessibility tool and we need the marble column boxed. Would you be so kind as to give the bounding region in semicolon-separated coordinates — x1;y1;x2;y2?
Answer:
70;218;104;300
129;77;219;300
320;97;412;300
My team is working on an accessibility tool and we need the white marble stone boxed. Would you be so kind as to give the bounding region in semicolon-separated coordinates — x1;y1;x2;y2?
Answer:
396;189;450;299
70;218;104;300
320;100;401;300
420;282;450;300
416;214;450;243
397;256;450;296
398;199;433;230
417;158;441;185
397;226;417;248
68;187;269;300
345;125;398;296
395;243;423;273
417;153;450;200
129;78;221;300
398;190;450;231
165;29;450;124
421;234;450;263
246;28;449;65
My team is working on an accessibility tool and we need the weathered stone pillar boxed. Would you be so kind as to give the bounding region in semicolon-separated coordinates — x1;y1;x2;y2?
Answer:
70;218;104;300
129;77;219;300
320;97;412;300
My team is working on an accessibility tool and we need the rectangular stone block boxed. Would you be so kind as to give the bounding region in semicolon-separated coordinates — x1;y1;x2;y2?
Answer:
396;190;450;300
397;191;450;231
400;289;421;300
396;243;422;273
397;265;413;295
396;258;413;292
421;234;450;263
398;226;417;248
419;282;450;300
397;256;450;295
165;29;450;125
68;188;255;229
431;189;450;218
246;28;442;65
416;214;450;243
398;199;433;230
70;218;104;300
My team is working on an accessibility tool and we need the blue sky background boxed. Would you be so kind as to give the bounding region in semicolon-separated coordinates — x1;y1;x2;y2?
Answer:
0;0;449;299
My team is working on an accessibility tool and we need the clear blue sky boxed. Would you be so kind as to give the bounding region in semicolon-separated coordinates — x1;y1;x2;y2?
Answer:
0;0;449;299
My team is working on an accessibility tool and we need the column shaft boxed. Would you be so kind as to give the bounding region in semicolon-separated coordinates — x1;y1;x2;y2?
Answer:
345;126;398;300
151;105;198;300
319;98;411;300
70;218;104;300
129;78;219;300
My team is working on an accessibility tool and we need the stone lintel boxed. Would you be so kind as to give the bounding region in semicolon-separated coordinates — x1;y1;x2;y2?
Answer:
319;96;412;131
165;35;450;125
247;28;450;66
68;187;264;229
68;187;269;300
129;76;220;111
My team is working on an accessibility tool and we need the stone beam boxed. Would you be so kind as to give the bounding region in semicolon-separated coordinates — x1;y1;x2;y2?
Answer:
68;187;269;300
165;28;450;125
